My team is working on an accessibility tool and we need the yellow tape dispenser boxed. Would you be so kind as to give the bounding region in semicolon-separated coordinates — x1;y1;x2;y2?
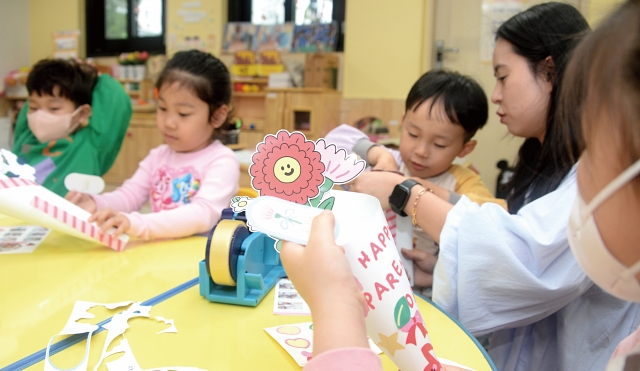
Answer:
199;208;286;306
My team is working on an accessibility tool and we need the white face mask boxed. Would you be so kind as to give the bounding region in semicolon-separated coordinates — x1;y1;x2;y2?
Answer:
27;106;85;143
568;158;640;302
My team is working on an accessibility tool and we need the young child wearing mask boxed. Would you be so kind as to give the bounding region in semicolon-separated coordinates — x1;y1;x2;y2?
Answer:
561;1;640;369
12;59;132;196
66;50;239;240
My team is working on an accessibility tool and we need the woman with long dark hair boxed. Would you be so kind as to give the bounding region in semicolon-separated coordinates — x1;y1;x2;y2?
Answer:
345;3;640;370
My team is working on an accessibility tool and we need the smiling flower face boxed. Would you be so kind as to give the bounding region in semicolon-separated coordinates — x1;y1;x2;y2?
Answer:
250;130;325;204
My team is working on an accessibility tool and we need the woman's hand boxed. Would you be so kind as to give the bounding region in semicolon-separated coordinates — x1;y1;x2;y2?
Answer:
401;248;438;287
350;171;406;210
65;190;97;213
89;208;131;237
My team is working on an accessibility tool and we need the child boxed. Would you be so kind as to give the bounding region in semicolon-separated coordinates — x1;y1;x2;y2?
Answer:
12;59;132;196
66;50;239;240
326;70;506;290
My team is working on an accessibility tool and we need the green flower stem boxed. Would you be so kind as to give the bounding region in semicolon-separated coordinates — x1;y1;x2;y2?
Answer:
309;178;334;208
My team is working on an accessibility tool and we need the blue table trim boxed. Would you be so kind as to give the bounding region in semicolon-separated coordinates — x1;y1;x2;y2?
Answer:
1;278;199;371
415;293;497;371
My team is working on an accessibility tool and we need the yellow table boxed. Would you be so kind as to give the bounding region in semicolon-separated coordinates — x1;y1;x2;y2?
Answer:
0;219;495;371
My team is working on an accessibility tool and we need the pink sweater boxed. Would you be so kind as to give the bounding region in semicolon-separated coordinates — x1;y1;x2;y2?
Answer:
304;348;381;371
92;141;239;240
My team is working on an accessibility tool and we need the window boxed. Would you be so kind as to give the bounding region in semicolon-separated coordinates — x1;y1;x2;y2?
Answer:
86;0;165;57
229;0;345;51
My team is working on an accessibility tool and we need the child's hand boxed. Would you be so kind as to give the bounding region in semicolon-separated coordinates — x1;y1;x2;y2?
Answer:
65;191;97;213
401;248;438;287
280;212;369;355
367;146;399;171
89;208;131;237
350;171;406;209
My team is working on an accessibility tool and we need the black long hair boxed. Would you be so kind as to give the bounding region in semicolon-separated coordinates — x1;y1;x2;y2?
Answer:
156;50;232;125
497;2;590;213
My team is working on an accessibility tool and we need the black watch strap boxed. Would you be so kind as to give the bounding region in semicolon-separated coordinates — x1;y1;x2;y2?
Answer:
389;179;420;216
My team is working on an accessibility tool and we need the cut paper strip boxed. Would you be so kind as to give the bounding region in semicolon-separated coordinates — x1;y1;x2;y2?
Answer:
104;338;143;371
32;196;128;252
65;173;105;195
44;301;133;371
155;316;177;334
104;338;206;371
265;322;382;367
0;178;129;251
92;302;152;371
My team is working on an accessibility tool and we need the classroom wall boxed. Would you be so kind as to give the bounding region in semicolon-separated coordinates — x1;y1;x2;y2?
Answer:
166;0;227;57
0;0;31;91
587;0;624;25
28;0;81;63
343;0;428;100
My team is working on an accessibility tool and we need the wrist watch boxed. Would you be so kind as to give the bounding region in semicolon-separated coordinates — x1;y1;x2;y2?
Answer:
389;179;420;216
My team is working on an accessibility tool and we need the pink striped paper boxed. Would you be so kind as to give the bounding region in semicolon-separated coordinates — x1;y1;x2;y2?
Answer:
31;196;125;252
0;178;38;189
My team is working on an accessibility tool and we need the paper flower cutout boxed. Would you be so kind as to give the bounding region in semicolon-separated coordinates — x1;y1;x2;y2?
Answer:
314;139;366;184
230;196;251;213
250;130;325;204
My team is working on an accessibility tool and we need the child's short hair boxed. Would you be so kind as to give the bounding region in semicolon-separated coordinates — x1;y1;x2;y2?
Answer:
406;70;488;142
156;50;232;121
26;59;98;107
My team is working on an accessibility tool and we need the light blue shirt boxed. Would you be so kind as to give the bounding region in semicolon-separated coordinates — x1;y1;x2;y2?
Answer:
434;166;640;370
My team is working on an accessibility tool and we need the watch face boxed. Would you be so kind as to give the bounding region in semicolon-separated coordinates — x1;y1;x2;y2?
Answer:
389;180;418;216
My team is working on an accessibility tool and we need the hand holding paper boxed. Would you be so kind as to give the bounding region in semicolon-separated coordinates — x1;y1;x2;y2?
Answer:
65;190;98;213
280;212;370;355
90;208;131;237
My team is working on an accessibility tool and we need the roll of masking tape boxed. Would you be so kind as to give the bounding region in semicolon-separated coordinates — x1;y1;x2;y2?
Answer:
205;219;249;287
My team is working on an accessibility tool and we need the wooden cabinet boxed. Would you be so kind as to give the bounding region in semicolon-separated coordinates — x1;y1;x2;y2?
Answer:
264;88;341;141
102;111;163;185
233;86;341;150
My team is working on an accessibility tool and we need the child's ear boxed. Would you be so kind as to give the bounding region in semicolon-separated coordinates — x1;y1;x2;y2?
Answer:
75;104;92;126
209;104;229;129
457;139;477;158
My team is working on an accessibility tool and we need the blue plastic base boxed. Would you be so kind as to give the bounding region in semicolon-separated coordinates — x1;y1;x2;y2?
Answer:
199;232;286;307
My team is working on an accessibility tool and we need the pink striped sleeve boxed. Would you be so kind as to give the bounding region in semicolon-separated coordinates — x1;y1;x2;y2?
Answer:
304;348;382;371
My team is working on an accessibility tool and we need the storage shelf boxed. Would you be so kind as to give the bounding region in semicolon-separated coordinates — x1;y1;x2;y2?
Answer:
233;92;266;97
232;77;269;84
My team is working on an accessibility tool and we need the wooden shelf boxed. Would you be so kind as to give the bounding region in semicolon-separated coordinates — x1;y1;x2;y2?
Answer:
232;77;269;84
3;95;28;100
233;92;266;97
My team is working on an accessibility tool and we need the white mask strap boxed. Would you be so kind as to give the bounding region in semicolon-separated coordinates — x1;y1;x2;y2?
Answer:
588;158;640;213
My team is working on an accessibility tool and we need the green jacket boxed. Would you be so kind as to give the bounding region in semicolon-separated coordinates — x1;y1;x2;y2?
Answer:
12;74;132;196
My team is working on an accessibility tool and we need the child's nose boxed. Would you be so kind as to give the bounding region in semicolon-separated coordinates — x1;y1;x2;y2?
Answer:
415;143;429;158
164;116;178;129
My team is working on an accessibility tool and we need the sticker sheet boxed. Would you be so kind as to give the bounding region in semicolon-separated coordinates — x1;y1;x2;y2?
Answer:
0;226;49;254
264;322;382;367
273;278;311;316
